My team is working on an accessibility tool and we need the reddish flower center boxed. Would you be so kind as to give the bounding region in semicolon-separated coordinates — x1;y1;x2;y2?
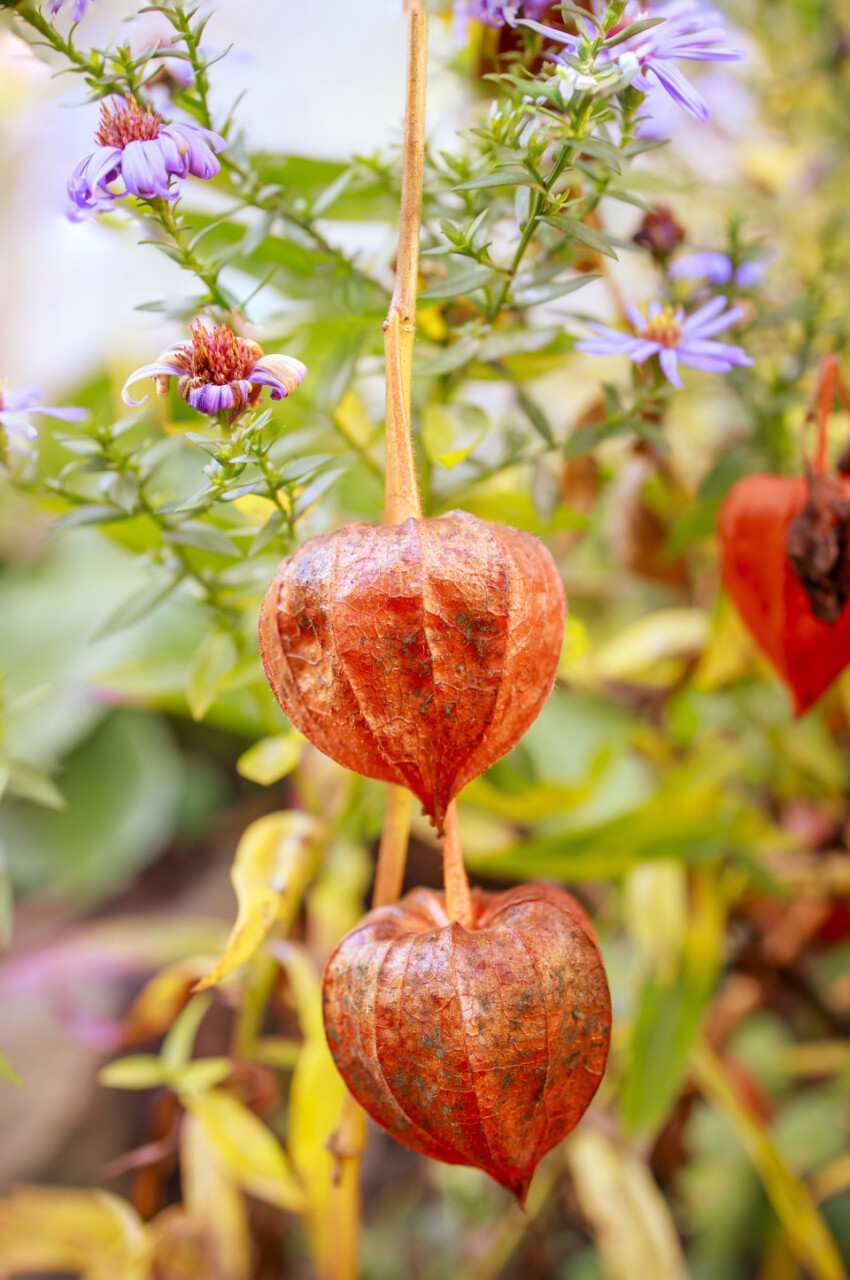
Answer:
643;305;684;349
190;323;259;386
95;96;162;149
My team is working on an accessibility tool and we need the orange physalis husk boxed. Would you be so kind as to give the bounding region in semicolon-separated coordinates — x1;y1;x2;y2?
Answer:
259;511;566;834
322;883;611;1204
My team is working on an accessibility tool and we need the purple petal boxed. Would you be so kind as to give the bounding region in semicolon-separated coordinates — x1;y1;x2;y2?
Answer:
27;405;88;422
644;59;711;122
119;140;173;199
681;294;728;331
121;361;184;407
189;381;247;414
250;355;309;399
1;385;44;413
626;304;647;333
162;123;226;182
658;348;684;388
669;252;733;284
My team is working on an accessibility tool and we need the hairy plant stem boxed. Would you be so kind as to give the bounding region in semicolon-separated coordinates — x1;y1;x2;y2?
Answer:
371;0;428;918
442;801;474;929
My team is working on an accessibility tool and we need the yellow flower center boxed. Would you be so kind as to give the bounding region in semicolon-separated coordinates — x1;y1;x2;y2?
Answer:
642;305;684;348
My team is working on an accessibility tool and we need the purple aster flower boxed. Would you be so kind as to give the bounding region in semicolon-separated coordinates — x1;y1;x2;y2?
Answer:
527;0;743;121
669;251;768;287
68;95;226;217
122;321;308;424
0;384;86;459
48;0;97;18
576;296;753;389
453;0;552;37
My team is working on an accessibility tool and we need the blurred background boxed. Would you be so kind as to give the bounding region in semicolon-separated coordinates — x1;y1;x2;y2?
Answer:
2;1;850;1278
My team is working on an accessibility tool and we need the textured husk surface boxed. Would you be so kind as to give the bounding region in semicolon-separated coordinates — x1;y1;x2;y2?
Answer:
322;884;611;1202
259;511;566;832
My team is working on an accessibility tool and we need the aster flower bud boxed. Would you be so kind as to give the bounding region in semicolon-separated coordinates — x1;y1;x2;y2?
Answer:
122;321;308;423
632;205;686;260
68;95;226;217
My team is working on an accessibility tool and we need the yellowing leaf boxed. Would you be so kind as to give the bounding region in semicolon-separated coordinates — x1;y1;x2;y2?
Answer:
0;1186;148;1280
99;1055;170;1091
558;615;592;675
176;1113;252;1280
624;859;688;979
566;1130;690;1280
195;811;323;992
422;402;489;469
333;389;376;449
0;1049;23;1088
277;943;364;1280
184;1090;308;1214
236;732;304;786
122;958;208;1044
694;595;762;692
232;493;279;520
563;609;709;687
692;1042;847;1280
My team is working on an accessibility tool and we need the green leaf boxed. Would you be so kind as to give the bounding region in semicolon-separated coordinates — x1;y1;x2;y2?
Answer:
517;391;555;445
544;213;619;259
186;629;239;721
53;504;127;529
415;335;482;377
575;136;623;173
418;265;503;301
237;733;304;786
512;273;600;306
562;420;633;458
249;511;286;556
422;402;489;469
311;166;355;216
166;522;240;558
90;574;181;642
453;169;539;192
478;326;562;361
5;760;65;810
622;873;724;1137
602;16;665;46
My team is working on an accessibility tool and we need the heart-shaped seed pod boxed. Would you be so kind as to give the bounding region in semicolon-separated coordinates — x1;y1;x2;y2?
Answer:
322;884;611;1203
718;471;850;715
259;511;566;833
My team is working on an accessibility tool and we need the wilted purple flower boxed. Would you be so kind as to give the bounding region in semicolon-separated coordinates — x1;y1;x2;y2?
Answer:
122;321;308;422
576;297;753;389
670;251;767;287
528;1;743;121
68;95;226;216
48;0;97;18
0;384;86;458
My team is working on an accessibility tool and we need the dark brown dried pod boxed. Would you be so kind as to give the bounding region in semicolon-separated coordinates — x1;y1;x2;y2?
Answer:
259;511;566;832
322;884;611;1202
